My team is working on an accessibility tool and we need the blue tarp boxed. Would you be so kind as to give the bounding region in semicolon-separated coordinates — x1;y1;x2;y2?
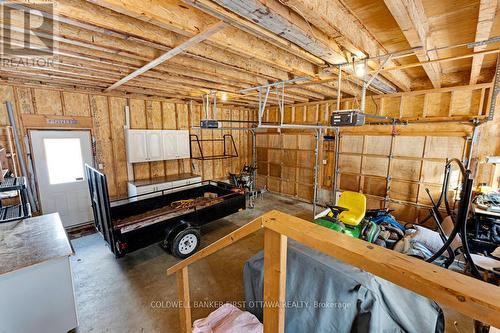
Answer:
244;240;444;333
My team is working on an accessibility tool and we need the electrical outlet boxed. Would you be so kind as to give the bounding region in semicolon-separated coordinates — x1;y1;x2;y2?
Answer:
98;163;104;170
322;159;327;165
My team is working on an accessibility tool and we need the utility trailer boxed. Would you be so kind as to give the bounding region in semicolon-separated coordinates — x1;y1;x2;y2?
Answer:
85;165;246;258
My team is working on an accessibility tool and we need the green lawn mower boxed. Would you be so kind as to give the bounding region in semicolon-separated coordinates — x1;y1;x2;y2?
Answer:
313;191;381;243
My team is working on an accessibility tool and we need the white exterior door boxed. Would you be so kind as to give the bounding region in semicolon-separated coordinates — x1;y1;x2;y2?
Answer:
31;130;93;228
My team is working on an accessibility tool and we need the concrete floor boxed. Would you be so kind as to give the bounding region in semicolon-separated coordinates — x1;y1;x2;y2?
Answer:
71;193;313;332
70;193;472;333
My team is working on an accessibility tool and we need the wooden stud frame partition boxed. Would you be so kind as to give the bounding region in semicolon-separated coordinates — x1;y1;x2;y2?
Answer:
256;83;490;222
262;83;491;126
0;83;254;199
167;210;500;332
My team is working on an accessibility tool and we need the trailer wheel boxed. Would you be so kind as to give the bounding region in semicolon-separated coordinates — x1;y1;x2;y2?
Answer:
171;228;201;258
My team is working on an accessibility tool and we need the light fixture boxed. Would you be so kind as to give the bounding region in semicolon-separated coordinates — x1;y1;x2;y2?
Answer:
354;61;366;78
220;92;228;102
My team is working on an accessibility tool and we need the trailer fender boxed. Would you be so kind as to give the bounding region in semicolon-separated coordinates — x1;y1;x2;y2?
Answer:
164;220;199;246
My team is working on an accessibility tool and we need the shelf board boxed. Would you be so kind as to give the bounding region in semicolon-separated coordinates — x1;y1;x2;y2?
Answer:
0;177;26;191
0;203;31;223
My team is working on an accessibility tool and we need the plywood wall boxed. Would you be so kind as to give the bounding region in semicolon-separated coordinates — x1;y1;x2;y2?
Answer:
335;134;466;223
476;96;500;187
256;131;316;202
0;83;253;199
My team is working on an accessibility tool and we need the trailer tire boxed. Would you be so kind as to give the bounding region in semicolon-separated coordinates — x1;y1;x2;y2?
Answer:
170;228;201;259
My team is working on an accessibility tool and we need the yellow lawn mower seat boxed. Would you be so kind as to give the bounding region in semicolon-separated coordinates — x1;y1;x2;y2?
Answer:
329;191;366;226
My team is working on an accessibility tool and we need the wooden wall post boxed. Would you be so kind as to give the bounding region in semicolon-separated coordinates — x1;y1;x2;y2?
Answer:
263;227;288;333
176;267;192;333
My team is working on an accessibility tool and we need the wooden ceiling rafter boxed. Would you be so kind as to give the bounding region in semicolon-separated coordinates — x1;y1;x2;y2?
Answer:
1;36;252;95
105;21;227;92
2;14;331;103
470;0;498;85
85;0;319;76
178;0;327;65
186;0;346;64
15;0;357;102
1;0;498;106
383;0;442;88
277;0;413;92
186;0;389;97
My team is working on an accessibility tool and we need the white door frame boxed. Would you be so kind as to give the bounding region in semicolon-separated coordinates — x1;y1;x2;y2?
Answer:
30;129;94;228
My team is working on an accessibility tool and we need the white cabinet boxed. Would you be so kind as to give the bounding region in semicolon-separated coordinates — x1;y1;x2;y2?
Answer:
127;129;191;163
175;130;191;159
162;130;178;160
126;130;148;163
146;131;163;161
162;130;190;160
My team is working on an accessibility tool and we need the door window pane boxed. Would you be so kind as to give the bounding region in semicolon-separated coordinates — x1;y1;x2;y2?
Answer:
43;138;84;185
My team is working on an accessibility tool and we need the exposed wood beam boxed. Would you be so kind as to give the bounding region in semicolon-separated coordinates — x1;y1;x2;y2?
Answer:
383;0;442;88
7;1;351;101
263;228;287;333
2;33;251;93
105;21;226;92
192;0;398;94
86;0;319;77
278;0;412;91
9;3;274;86
178;0;326;65
47;0;300;82
4;10;296;95
470;0;498;85
380;48;500;73
0;70;204;100
185;0;345;64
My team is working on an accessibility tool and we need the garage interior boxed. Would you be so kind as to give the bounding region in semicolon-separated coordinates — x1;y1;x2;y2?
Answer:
1;0;500;332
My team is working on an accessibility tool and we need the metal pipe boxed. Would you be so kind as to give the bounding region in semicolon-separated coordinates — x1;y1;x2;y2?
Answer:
360;83;367;113
312;128;321;218
23;134;39;211
257;88;262;127
124;105;134;182
384;130;396;208
279;83;285;126
240;76;309;93
487;49;500;121
251;129;257;193
259;124;340;130
5;126;17;176
5;101;36;208
466;123;480;169
191;127;257;131
336;47;423;67
213;91;217;120
365;55;393;88
336;67;342;111
203;94;209;119
332;127;340;205
261;87;271;119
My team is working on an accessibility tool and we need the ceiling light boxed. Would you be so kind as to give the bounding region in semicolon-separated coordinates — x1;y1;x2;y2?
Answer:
220;92;228;102
354;62;366;78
